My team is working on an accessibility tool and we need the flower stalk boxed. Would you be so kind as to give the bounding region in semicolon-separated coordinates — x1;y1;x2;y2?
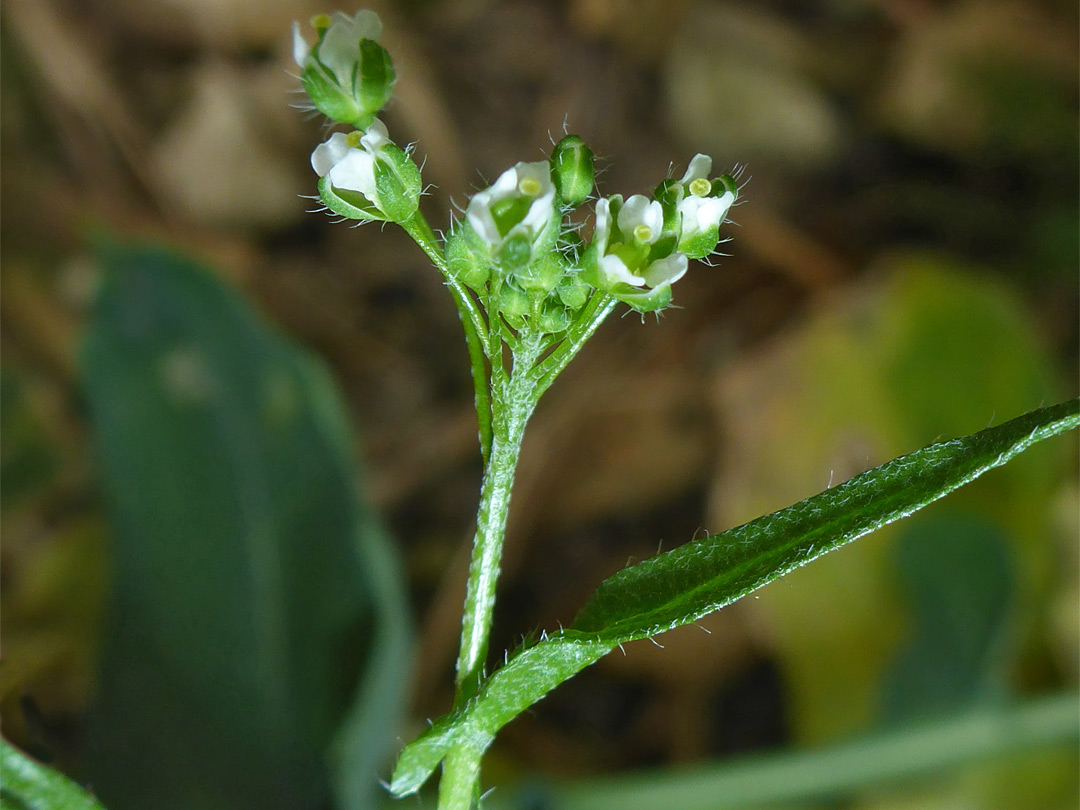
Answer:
292;11;738;805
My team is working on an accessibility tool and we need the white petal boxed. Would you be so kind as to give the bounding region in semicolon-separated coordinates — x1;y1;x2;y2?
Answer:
488;165;523;201
599;254;645;287
617;195;662;244
360;118;391;152
292;22;311;67
347;9;383;40
318;12;365;83
328;149;377;197
513;161;554;195
676;196;705;237
516;162;556;232
696;192;734;229
678;190;734;237
641;252;688;287
465;194;502;244
311;132;352;176
593;198;613;253
680;153;713;184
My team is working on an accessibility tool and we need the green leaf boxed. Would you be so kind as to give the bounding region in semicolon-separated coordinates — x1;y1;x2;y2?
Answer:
390;399;1079;795
880;514;1014;723
81;240;410;810
0;738;107;810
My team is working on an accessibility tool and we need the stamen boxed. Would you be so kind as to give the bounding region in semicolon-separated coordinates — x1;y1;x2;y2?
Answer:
518;176;542;196
689;177;711;197
633;224;653;242
345;130;364;148
310;13;331;32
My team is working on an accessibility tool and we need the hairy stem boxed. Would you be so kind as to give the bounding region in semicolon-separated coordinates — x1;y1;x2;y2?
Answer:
436;736;492;810
435;333;545;809
454;333;544;699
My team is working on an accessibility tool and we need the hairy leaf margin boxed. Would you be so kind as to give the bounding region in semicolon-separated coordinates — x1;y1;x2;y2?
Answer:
391;399;1079;795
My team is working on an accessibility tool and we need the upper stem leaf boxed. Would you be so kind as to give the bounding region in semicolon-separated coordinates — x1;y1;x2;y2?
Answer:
390;399;1079;796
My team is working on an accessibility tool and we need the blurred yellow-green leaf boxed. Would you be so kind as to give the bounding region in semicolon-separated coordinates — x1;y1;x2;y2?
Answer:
713;254;1068;745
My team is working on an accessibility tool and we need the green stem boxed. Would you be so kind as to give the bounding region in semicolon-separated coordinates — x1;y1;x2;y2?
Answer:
454;333;544;699
400;212;494;462
436;736;492;810
534;294;616;397
435;333;546;809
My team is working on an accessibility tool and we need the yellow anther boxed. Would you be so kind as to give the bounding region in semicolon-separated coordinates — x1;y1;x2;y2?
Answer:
310;13;331;32
633;224;653;242
345;130;364;148
518;176;542;197
689;177;711;197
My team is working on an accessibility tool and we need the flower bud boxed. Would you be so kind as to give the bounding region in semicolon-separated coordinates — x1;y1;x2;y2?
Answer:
466;162;557;258
536;299;571;333
550;135;594;207
514;248;565;293
497;283;529;328
312;120;421;223
372;143;423;222
446;220;491;292
556;273;591;310
293;11;395;128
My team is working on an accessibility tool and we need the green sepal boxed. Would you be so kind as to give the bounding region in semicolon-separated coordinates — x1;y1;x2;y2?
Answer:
498;233;533;272
647;232;679;263
678;227;720;260
653;179;681;232
715;173;738;198
302;68;365;129
550;134;594;207
318;176;388;222
372;144;421;222
354;39;395;122
611;282;673;313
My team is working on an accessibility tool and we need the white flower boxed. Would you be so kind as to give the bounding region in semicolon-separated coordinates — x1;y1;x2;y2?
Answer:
466;162;556;247
617;195;663;245
292;10;393;128
293;10;383;83
593;197;688;290
672;152;736;255
311;119;391;200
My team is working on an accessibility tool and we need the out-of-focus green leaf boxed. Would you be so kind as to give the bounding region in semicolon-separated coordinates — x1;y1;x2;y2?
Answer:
81;240;409;810
391;400;1079;795
0;737;106;810
881;515;1013;722
508;693;1079;810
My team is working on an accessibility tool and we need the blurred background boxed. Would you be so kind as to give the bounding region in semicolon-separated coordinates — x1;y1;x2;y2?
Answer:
1;0;1077;808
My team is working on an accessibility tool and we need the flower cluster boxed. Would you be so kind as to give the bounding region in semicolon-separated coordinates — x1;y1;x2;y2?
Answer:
297;9;737;331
